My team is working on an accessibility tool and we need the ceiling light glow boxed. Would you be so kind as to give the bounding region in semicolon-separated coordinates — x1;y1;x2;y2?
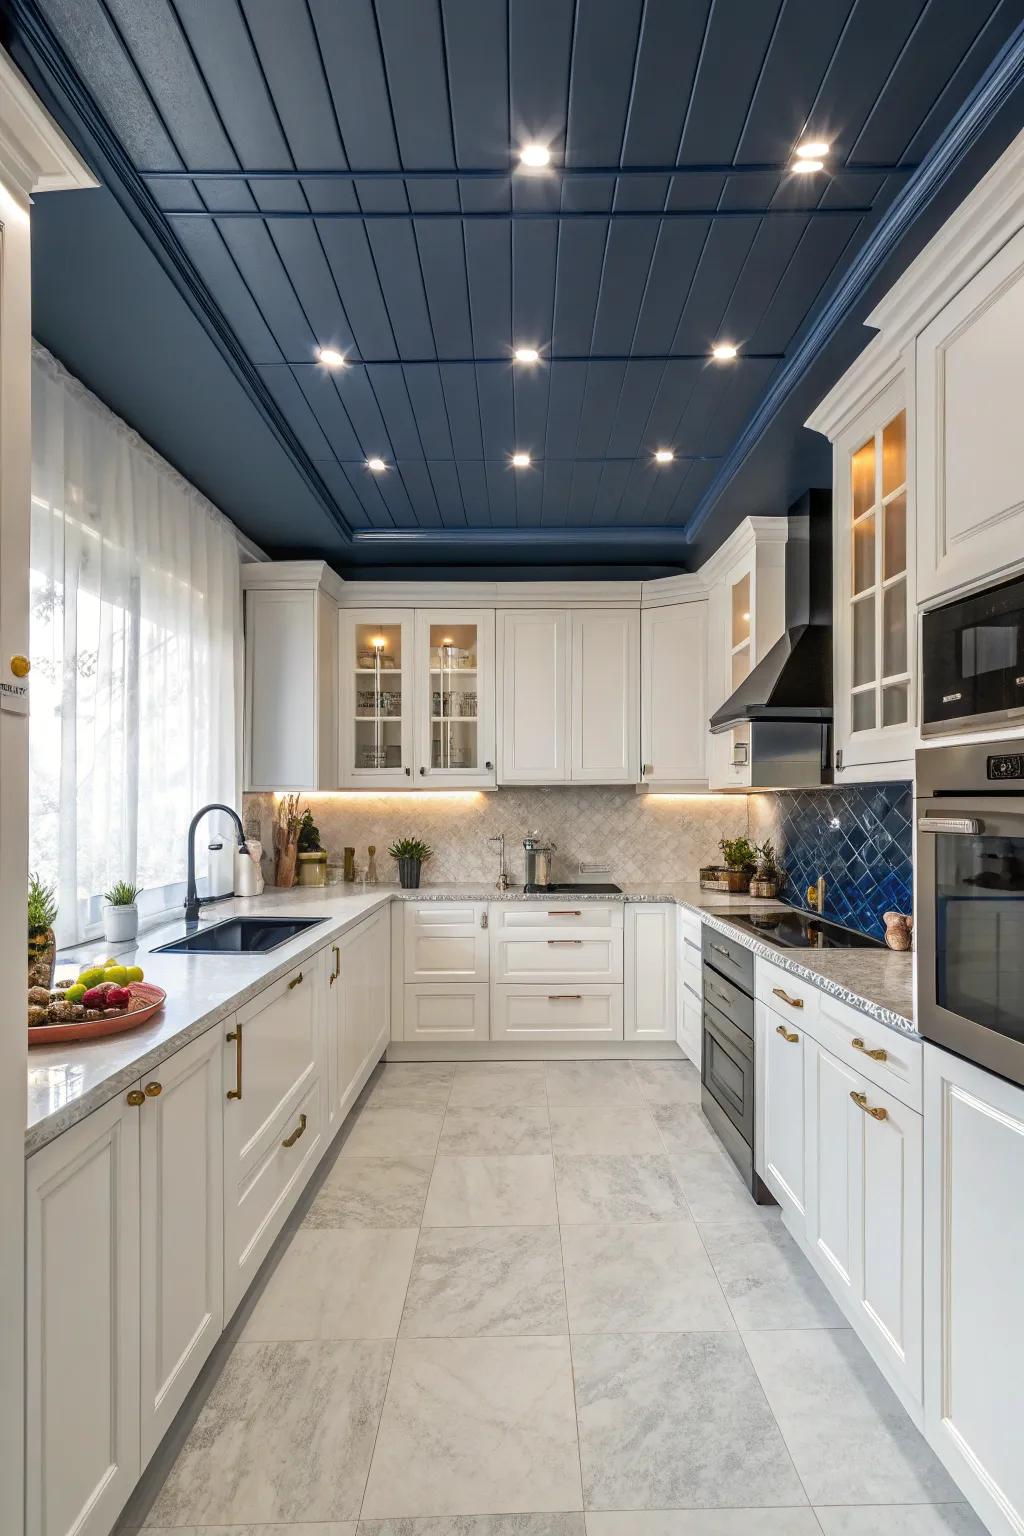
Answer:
795;140;830;159
791;159;824;175
654;449;674;464
514;347;540;364
711;343;738;361
366;457;387;472
318;346;347;368
511;452;531;468
519;143;551;169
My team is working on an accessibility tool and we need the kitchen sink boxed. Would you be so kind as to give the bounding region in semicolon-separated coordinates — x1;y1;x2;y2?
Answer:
153;915;329;954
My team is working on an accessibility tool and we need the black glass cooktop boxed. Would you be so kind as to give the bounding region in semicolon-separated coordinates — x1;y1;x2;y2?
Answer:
523;882;623;894
723;909;883;949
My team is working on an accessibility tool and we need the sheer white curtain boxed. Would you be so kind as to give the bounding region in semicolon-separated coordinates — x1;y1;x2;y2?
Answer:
29;344;243;946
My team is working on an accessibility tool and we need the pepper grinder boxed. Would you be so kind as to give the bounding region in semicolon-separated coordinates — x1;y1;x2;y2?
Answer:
367;844;378;884
343;846;355;882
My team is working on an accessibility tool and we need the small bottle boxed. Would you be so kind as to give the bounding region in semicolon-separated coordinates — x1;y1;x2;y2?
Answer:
367;844;378;884
343;847;355;883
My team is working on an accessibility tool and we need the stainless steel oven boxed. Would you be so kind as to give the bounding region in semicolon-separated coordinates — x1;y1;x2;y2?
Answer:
921;571;1024;735
700;928;772;1203
917;741;1024;1086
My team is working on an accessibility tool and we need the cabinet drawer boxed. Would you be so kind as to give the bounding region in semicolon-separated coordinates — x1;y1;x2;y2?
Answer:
681;909;703;950
682;937;702;998
224;1075;322;1316
756;956;821;1027
492;902;623;932
403;902;489;981
231;963;317;1177
404;983;489;1041
493;932;623;983
817;994;921;1112
492;983;623;1041
701;962;753;1038
702;925;754;992
680;989;702;1065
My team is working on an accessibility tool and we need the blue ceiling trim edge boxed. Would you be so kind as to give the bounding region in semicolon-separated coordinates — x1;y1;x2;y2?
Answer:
351;528;691;549
683;17;1024;545
140;162;919;182
5;0;356;548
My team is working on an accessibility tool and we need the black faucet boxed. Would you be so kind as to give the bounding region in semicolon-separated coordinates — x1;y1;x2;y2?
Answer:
184;803;249;924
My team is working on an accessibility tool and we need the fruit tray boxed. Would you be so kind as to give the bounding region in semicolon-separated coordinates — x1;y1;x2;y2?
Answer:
28;982;167;1047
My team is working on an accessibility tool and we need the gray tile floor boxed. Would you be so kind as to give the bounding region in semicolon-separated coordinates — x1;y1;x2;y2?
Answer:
135;1059;984;1536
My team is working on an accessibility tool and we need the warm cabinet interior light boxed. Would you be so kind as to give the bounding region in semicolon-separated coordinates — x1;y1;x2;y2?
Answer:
371;636;386;648
366;457;387;472
519;143;550;168
712;343;738;361
795;140;830;159
514;346;540;364
511;452;531;468
318;346;347;367
792;159;824;174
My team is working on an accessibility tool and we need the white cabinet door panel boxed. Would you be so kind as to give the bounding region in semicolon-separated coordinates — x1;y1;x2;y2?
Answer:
625;903;676;1041
760;1001;807;1222
570;608;639;783
640;602;707;786
404;983;490;1041
403;902;489;981
492;983;623;1041
805;1037;858;1294
245;589;318;791
497;610;569;782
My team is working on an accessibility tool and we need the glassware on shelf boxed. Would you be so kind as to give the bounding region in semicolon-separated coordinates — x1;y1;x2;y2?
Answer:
361;746;388;768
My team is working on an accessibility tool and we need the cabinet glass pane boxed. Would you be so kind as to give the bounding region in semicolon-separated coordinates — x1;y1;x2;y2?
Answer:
882;410;906;496
852;690;876;732
882;681;909;726
882;579;907;677
731;574;751;648
852;438;875;519
853;595;875;687
853;511;875;595
883;491;907;579
429;622;479;770
352;622;404;770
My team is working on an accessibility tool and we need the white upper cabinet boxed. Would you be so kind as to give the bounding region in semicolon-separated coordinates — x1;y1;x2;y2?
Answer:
497;610;570;783
640;601;707;788
570;609;640;783
340;609;415;788
917;221;1024;605
414;609;496;788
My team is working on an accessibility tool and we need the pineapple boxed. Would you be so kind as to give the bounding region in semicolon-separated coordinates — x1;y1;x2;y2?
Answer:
27;873;58;990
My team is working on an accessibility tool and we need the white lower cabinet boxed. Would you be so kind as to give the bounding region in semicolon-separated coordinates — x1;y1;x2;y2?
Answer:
923;1044;1024;1536
492;982;623;1041
759;999;807;1224
404;983;490;1041
333;904;391;1105
625;904;676;1041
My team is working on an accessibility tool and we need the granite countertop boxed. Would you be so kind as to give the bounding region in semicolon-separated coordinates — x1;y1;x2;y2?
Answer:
26;880;914;1156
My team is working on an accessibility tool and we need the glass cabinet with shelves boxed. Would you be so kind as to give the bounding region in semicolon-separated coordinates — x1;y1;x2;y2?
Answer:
340;610;414;787
414;610;496;787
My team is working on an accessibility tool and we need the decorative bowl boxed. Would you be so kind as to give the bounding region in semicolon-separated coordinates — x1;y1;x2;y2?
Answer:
28;982;167;1047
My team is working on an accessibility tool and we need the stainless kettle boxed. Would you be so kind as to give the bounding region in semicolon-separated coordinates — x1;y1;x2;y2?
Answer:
523;831;556;889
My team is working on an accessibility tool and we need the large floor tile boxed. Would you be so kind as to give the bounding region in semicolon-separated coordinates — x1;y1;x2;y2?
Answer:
361;1519;586;1536
302;1155;433;1229
554;1154;691;1224
340;1104;445;1158
545;1061;644;1106
144;1526;356;1535
401;1226;566;1336
448;1063;548;1108
668;1146;776;1224
144;1339;393;1526
630;1060;702;1105
423;1155;558;1226
439;1105;551;1156
650;1103;721;1154
572;1331;805;1510
361;1336;583;1516
242;1229;418;1341
699;1216;845;1331
814;1506;989;1535
549;1105;662;1155
366;1063;456;1109
745;1328;961;1505
586;1511;821;1536
561;1222;733;1334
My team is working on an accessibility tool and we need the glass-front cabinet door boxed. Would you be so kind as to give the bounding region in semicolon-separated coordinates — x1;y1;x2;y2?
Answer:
340;609;415;787
414;609;496;788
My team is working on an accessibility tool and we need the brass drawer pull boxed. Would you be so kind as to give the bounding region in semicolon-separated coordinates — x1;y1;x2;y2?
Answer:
548;909;582;916
126;1089;145;1107
288;971;304;990
851;1037;888;1062
547;939;583;945
850;1089;888;1121
772;986;804;1009
548;993;583;1000
776;1023;799;1044
226;1023;243;1100
329;945;340;985
144;1081;162;1097
281;1112;307;1147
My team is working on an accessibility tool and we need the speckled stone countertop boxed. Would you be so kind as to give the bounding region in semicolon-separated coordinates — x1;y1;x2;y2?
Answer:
26;880;914;1155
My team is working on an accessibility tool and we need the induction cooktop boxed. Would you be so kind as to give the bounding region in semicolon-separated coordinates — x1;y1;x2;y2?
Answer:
723;908;883;949
522;882;623;894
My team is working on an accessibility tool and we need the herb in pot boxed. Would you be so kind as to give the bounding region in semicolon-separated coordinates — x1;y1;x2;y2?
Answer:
389;836;433;890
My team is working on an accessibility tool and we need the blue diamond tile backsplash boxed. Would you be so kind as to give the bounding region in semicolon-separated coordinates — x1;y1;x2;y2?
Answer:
748;782;913;940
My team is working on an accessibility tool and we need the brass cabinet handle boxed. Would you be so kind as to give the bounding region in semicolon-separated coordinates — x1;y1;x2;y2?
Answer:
126;1088;145;1107
144;1081;162;1097
546;939;583;945
226;1023;243;1099
548;993;583;1000
548;909;582;916
772;986;804;1009
850;1089;888;1121
851;1036;888;1062
776;1023;799;1044
288;971;304;990
329;945;340;986
281;1112;307;1147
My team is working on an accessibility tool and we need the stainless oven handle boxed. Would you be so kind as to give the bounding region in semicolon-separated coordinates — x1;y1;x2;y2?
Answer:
917;816;983;836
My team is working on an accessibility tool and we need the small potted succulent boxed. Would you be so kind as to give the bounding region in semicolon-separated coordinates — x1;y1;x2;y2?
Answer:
750;839;783;899
389;835;433;889
296;808;328;888
102;879;142;943
27;872;58;989
700;836;759;893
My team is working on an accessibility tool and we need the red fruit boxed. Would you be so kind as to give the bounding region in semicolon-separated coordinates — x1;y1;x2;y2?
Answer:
81;986;109;1009
104;985;132;1009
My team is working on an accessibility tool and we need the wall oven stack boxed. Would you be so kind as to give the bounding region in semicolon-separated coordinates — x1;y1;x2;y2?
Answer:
700;928;773;1203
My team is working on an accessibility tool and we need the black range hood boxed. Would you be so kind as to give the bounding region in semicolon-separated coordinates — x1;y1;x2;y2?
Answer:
709;489;833;789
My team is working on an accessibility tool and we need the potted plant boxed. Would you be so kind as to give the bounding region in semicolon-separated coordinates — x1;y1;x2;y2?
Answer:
750;839;783;899
296;808;328;888
27;873;58;988
273;793;302;888
389;836;433;889
700;836;759;894
102;879;142;943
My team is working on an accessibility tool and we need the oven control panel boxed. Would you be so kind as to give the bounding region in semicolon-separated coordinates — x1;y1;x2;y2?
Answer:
988;753;1024;780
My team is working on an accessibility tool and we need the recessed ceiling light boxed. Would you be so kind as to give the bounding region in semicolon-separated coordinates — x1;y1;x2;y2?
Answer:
792;159;824;175
366;457;387;473
654;448;674;464
518;143;550;169
514;346;540;364
711;343;738;361
318;346;347;368
795;140;830;159
511;451;531;468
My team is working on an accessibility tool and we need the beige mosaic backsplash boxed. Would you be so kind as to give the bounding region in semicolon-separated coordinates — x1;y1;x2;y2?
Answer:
244;787;748;887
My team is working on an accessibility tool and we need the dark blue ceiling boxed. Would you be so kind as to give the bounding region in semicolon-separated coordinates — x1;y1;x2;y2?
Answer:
6;0;1024;574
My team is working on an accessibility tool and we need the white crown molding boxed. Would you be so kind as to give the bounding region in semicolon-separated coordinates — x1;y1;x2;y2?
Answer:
0;50;95;199
241;559;346;605
805;340;907;441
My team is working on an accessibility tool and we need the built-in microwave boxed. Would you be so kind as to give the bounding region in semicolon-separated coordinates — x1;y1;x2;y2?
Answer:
921;571;1024;735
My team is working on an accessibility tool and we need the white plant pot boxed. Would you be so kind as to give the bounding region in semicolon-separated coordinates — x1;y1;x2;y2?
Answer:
103;903;138;943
